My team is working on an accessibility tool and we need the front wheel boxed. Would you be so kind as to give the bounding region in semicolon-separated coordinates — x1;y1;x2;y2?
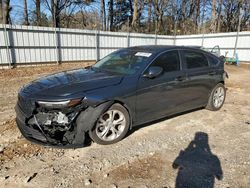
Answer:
206;83;226;111
89;103;130;145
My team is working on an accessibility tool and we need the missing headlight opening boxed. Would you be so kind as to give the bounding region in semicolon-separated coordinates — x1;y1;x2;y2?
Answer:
27;106;81;145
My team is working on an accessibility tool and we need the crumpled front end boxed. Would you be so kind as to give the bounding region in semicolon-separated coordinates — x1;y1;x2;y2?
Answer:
15;97;86;148
15;93;112;148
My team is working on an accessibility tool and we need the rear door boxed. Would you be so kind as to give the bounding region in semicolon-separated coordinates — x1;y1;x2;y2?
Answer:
180;49;214;109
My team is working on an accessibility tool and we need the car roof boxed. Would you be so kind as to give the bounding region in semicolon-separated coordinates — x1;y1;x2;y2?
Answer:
125;45;205;54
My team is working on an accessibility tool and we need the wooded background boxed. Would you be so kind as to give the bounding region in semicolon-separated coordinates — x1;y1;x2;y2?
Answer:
0;0;250;35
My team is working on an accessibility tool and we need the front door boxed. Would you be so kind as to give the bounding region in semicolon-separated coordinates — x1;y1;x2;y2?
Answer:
135;50;188;124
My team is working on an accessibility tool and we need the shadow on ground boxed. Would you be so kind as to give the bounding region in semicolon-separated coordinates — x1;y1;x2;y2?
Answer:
172;132;223;188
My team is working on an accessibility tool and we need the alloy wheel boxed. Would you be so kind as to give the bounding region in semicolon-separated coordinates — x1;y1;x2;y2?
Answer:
213;86;225;108
95;109;126;141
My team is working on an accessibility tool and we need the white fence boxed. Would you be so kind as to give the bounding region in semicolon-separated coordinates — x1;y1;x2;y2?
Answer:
175;32;250;61
0;24;250;66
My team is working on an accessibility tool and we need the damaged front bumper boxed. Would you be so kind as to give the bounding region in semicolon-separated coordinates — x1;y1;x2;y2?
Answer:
15;97;88;148
15;94;112;148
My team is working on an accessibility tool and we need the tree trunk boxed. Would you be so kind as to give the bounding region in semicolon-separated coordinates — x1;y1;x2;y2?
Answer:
195;0;201;33
36;0;41;26
52;0;60;27
23;0;29;25
0;1;2;24
181;0;186;34
210;0;216;33
153;0;162;33
100;0;105;30
103;0;106;31
157;11;163;33
128;0;133;26
118;0;122;30
216;0;222;32
101;0;104;30
189;0;195;18
51;0;55;26
147;0;152;32
201;0;206;34
132;0;139;30
2;0;11;24
108;0;114;31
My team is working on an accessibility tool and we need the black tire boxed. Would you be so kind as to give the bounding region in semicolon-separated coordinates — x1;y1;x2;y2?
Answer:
206;83;226;111
89;103;130;145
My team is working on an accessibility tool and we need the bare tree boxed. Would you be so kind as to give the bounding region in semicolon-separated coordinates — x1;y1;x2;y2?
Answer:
222;0;241;32
216;0;222;32
0;1;3;23
147;0;152;32
188;0;196;19
195;0;201;33
1;0;11;24
23;0;29;25
52;0;59;27
2;0;248;33
180;0;186;34
100;0;106;30
108;0;114;31
241;0;250;31
210;0;216;33
153;0;167;33
44;0;73;27
200;0;207;34
128;0;133;26
132;0;139;30
36;0;41;26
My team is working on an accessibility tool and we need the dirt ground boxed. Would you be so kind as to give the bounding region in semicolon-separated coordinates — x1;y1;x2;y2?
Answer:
0;62;249;188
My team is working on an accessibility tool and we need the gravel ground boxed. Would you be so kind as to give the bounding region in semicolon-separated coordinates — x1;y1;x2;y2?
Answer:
0;63;249;188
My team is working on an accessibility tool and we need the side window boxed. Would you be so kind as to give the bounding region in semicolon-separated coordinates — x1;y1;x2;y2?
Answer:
183;50;208;69
152;50;180;72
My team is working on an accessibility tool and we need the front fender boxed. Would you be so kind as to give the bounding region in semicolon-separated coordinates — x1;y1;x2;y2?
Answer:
73;101;113;144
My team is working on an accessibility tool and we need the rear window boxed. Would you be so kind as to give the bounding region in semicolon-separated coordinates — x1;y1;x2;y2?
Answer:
207;55;220;67
183;50;208;69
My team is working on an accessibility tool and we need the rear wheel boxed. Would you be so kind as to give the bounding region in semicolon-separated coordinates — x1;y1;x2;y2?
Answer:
89;103;130;145
206;83;226;111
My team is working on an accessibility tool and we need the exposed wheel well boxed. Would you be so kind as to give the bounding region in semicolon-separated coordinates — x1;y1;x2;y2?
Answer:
219;81;225;85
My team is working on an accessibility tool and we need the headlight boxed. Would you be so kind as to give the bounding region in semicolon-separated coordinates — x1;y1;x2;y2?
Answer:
37;99;82;109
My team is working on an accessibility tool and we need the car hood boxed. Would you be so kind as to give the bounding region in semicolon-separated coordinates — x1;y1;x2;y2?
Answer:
20;68;123;98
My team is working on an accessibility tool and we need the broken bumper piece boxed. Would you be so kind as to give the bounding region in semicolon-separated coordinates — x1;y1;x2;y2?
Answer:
15;103;86;148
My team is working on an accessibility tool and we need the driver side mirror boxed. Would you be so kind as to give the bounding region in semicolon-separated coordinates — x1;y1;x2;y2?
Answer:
143;66;163;79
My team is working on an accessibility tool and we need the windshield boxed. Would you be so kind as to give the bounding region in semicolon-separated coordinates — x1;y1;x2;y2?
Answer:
93;50;152;75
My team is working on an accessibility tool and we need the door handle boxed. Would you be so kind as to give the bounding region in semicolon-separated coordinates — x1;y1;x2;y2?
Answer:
175;76;186;81
209;71;216;75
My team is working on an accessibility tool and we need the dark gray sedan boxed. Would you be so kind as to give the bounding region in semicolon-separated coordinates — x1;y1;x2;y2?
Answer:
15;45;227;147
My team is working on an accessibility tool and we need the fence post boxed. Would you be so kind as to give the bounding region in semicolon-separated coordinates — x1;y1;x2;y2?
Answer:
95;29;100;61
127;32;130;47
54;27;60;64
155;33;157;45
233;8;243;57
201;33;205;47
3;24;11;67
233;32;239;58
